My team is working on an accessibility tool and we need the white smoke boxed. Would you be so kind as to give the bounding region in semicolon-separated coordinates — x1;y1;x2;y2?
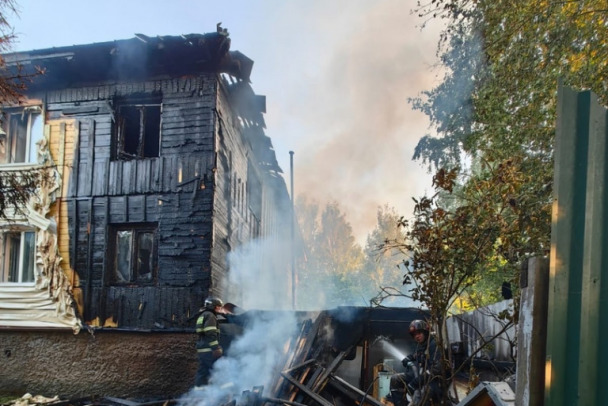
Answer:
184;237;298;405
225;236;294;311
210;311;297;394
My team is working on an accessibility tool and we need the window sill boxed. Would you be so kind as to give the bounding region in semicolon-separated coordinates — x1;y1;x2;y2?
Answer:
0;162;42;171
0;282;36;287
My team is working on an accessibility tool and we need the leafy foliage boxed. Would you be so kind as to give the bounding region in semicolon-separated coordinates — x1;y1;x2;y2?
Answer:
365;205;419;307
363;206;409;293
0;166;52;218
391;167;522;403
402;0;607;401
295;197;417;308
295;196;366;308
408;0;608;306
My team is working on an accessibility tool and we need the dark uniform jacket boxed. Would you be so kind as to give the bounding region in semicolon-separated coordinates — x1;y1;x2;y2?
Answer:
196;310;221;353
402;335;442;389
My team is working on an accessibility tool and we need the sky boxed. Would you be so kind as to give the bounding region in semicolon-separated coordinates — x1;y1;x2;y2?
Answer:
10;0;443;243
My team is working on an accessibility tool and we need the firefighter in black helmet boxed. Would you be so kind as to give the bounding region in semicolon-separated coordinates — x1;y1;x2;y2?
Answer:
388;319;442;406
194;296;224;389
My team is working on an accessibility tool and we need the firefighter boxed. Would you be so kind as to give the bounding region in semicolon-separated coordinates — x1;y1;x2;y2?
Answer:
194;296;224;388
389;319;442;406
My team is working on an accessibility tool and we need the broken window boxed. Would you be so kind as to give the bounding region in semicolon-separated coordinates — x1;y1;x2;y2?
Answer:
0;230;35;283
110;224;157;284
113;94;161;160
0;107;44;164
247;161;262;220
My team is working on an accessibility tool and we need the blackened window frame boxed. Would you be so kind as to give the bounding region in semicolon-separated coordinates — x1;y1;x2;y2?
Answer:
112;93;162;161
108;223;158;286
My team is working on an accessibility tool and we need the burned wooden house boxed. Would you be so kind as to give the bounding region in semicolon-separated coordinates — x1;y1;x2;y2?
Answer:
0;28;294;397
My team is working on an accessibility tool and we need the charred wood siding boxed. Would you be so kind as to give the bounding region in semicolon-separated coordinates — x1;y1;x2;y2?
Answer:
210;82;293;308
36;66;288;328
210;83;257;298
43;75;219;329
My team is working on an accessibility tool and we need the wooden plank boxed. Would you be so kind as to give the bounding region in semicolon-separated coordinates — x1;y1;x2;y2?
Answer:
86;119;95;195
145;195;158;223
327;375;386;406
102;157;110;197
86;198;95;318
151;158;160;191
296;313;326;365
56;123;65;179
69;199;78;282
163;156;175;192
310;348;353;393
92;161;107;196
135;159;151;194
279;372;334;406
121;161;133;195
101;195;110;319
293;366;324;404
92;198;108;279
69;121;80;198
109;196;126;223
112;161;123;195
283;359;317;375
127;195;145;222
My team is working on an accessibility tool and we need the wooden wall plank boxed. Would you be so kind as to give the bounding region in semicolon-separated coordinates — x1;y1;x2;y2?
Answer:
127;195;145;222
86;119;95;195
37;73;288;329
69;122;81;198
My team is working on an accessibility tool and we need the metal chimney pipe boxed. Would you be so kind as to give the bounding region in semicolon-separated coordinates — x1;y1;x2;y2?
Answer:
289;150;296;309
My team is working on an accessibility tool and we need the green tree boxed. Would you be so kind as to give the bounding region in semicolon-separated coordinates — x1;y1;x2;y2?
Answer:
390;168;517;404
411;0;608;268
395;1;608;401
294;197;365;309
362;204;415;306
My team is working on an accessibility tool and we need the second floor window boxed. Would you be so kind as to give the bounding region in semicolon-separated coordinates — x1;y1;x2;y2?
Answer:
114;94;161;160
0;230;36;284
110;224;157;284
0;107;44;164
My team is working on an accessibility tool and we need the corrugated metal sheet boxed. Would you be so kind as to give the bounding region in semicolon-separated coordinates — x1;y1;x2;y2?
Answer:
545;85;608;405
446;300;516;362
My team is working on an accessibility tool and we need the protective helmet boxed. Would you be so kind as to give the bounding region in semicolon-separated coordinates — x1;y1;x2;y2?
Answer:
408;319;430;337
204;296;223;310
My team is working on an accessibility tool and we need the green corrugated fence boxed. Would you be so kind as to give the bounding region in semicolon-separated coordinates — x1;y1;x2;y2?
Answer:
545;85;608;405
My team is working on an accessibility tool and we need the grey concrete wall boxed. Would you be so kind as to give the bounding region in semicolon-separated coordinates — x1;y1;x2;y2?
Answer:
0;330;198;399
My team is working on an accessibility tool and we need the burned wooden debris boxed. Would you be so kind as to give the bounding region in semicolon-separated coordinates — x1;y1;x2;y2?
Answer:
265;310;385;406
178;309;389;406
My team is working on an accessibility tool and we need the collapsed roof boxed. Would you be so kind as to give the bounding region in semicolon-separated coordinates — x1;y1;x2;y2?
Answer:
2;27;282;174
4;29;254;88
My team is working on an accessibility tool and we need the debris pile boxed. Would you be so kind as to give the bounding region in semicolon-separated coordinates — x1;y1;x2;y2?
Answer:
268;312;384;406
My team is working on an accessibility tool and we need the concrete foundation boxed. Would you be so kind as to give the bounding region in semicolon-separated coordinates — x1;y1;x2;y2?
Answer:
0;329;198;399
